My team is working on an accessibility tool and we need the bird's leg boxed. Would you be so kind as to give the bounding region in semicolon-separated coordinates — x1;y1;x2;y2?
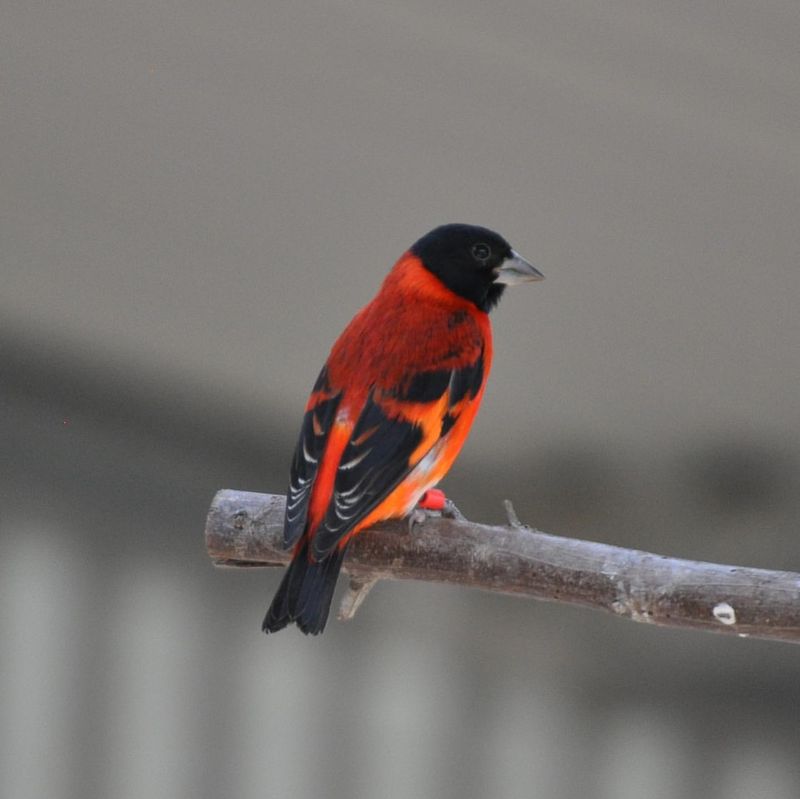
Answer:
407;488;466;531
406;489;443;532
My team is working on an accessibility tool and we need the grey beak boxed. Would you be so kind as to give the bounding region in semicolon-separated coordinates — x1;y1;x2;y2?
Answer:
493;250;545;285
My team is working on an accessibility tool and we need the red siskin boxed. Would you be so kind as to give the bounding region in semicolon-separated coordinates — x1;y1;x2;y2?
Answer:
263;223;543;634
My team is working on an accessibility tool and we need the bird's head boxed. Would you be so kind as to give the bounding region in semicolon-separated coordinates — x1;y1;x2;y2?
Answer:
410;223;543;312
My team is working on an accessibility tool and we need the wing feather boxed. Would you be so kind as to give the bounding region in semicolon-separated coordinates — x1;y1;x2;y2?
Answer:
283;368;341;547
311;394;423;557
311;350;485;558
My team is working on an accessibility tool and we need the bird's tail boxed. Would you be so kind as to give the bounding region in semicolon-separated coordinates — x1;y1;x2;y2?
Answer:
262;538;346;635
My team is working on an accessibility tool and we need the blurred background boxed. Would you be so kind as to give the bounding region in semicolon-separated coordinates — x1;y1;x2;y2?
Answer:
2;1;800;797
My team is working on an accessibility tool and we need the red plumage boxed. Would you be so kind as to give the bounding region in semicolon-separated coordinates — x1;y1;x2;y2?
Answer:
262;224;542;634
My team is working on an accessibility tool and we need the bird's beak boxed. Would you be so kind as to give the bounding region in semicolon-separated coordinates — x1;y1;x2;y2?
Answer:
493;250;545;285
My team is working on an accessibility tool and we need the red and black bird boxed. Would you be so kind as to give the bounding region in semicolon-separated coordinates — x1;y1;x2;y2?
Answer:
263;223;543;634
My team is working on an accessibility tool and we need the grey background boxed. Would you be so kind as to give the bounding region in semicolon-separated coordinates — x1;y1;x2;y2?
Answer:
2;2;799;798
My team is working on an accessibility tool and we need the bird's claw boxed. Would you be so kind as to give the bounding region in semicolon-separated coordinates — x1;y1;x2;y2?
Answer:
407;507;428;533
407;491;466;532
442;498;466;520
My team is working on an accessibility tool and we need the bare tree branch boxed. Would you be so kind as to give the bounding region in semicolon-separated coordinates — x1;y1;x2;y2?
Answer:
205;489;800;644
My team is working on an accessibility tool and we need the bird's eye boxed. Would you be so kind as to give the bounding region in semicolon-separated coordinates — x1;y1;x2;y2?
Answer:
471;243;491;262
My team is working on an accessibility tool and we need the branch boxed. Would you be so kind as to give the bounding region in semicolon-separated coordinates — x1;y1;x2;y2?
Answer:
205;490;800;644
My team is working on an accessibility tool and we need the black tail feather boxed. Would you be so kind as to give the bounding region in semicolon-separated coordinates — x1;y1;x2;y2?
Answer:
262;539;346;635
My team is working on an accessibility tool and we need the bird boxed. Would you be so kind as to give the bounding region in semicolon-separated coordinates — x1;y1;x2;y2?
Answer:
262;223;543;634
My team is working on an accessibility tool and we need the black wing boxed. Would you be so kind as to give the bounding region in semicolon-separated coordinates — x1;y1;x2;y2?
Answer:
311;392;424;558
283;368;341;547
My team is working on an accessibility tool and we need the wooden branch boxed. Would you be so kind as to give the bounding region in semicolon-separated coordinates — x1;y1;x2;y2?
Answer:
205;489;800;644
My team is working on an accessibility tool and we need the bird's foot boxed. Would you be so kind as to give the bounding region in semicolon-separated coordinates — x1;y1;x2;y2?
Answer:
407;507;429;533
406;490;445;533
442;498;466;520
407;489;465;532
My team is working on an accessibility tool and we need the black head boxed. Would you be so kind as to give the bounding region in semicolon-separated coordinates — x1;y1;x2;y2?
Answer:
410;223;543;312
